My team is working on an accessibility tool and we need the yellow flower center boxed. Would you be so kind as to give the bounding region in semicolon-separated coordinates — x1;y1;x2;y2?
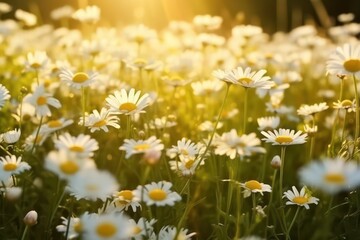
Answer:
47;120;62;128
93;120;106;127
134;35;145;44
180;149;189;156
72;72;89;83
148;188;167;201
59;161;79;174
86;184;98;192
341;99;353;108
70;145;84;152
239;77;253;84
185;159;195;169
118;190;133;201
3;163;17;171
133;226;142;235
292;196;308;204
275;135;293;144
119;102;137;112
31;62;41;69
96;222;117;237
134;144;150;151
343;59;360;73
169;74;183;81
134;58;147;67
36;96;47;105
74;222;83;233
244;180;262;190
324;173;345;184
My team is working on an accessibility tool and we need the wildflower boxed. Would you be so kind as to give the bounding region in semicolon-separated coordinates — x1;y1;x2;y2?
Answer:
81;212;133;240
25;51;49;72
2;128;21;144
271;155;281;169
227;67;273;89
54;133;99;158
169;155;204;176
67;169;119;201
303;124;318;137
193;14;222;31
240;180;272;198
299;158;360;194
257;116;280;131
112;189;141;212
167;138;201;159
80;108;120;133
23;131;49;151
134;181;181;206
106;88;150;116
191;79;223;96
24;85;61;117
56;216;82;239
23;210;38;226
72;5;100;24
158;225;196;240
0;84;10;109
198;120;223;132
213;69;238;85
124;24;157;45
15;9;37;26
261;128;307;146
232;24;263;38
129;217;157;240
119;136;164;159
59;69;98;89
0;155;30;181
214;130;265;159
0;2;12;14
148;116;177;130
327;43;360;78
333;99;356;112
283;186;319;209
297;102;329;116
50;5;74;20
40;118;73;134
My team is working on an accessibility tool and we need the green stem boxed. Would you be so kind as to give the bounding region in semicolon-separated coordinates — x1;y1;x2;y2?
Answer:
265;169;278;239
31;116;43;153
251;193;257;225
341;111;347;143
243;88;249;134
353;74;359;146
20;225;29;240
279;147;286;203
126;115;131;139
286;207;300;240
81;87;86;128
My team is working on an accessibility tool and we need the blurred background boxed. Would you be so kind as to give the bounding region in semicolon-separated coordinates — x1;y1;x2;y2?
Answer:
1;0;360;33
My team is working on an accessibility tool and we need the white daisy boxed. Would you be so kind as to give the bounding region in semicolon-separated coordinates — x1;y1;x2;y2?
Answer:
72;5;100;24
24;85;61;117
213;69;237;85
40;118;73;134
24;51;48;71
23;131;49;151
80;108;120;133
257;116;280;131
134;181;181;206
56;216;82;239
240;180;272;198
0;155;30;181
169;155;204;176
228;67;274;89
2;128;21;144
129;217;157;240
67;169;119;201
191;79;224;96
0;84;10;109
283;186;319;209
167;138;201;159
193;14;222;31
15;9;37;26
55;133;99;158
327;43;360;78
298;158;360;194
147;117;177;130
59;69;98;89
106;88;150;115
333;99;357;112
297;102;329;116
119;136;164;159
261;128;307;146
158;225;196;240
111;189;141;212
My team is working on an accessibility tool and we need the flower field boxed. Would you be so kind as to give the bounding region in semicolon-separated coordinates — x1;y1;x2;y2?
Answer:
1;2;360;240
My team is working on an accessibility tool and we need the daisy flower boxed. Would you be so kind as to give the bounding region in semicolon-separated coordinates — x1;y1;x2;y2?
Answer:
158;225;196;240
191;79;224;96
327;43;360;78
59;69;98;89
2;128;21;144
23;131;49;151
298;158;360;194
283;186;319;209
0;155;31;181
333;99;356;112
81;212;133;240
0;84;10;109
167;138;201;159
67;169;119;201
15;9;37;27
228;67;274;89
40;118;73;134
147;117;177;130
129;217;157;240
257;116;280;131
213;69;237;85
111;189;141;212
134;181;181;206
24;51;48;71
56;216;82;239
193;14;222;31
106;88;150;115
213;130;265;159
261;128;307;146
297;102;329;116
169;155;204;176
24;85;61;117
50;5;74;20
123;24;157;45
80;108;120;133
198;120;223;132
119;136;164;159
55;133;99;158
0;2;12;14
240;180;272;198
72;5;100;24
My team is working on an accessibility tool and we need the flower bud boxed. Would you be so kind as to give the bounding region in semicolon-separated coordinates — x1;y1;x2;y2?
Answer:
5;187;22;201
23;210;38;226
271;155;281;169
143;150;161;165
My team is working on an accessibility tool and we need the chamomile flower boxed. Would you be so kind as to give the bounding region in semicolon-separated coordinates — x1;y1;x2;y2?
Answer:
106;88;150;115
50;5;74;20
56;216;82;239
81;212;133;240
54;133;99;158
167;138;201;159
198;120;223;132
59;69;98;89
191;79;223;96
124;24;157;45
257;116;280;131
72;5;100;24
15;9;37;26
327;43;360;78
228;67;274;89
0;84;10;109
134;181;181;206
193;14;222;31
158;226;196;240
129;217;157;240
24;85;61;117
213;69;237;85
80;108;120;133
0;155;30;181
67;169;119;201
213;130;265;159
2;128;21;144
261;128;307;146
297;102;329;116
147;117;177;130
240;180;272;198
169;155;204;176
25;51;49;71
23;131;49;151
333;99;357;112
111;189;141;212
119;136;164;159
298;158;360;194
40;118;73;134
283;186;319;209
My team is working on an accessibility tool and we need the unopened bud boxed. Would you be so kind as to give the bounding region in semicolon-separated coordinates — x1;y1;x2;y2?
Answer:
138;130;146;139
143;150;161;165
23;210;38;226
5;187;22;201
271;155;281;169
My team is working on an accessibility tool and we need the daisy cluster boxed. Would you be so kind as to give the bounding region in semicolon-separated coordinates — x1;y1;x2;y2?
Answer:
0;2;360;240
